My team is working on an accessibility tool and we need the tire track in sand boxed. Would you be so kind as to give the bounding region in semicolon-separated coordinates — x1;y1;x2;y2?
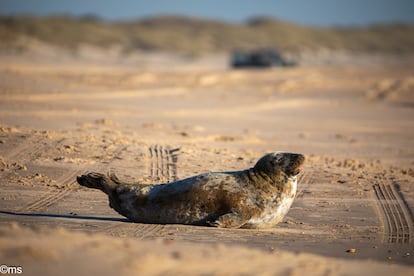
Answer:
2;133;64;171
296;170;314;199
373;181;413;244
2;133;76;213
107;223;166;240
147;145;180;182
20;145;127;213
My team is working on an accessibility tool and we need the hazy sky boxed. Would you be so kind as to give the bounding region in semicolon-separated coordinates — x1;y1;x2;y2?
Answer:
0;0;413;26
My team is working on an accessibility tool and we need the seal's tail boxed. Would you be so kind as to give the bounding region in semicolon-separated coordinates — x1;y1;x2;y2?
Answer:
77;172;118;194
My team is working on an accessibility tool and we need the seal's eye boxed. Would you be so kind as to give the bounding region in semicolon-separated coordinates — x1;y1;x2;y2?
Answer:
270;158;284;172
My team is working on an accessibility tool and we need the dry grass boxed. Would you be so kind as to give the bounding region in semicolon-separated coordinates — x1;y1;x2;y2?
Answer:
1;15;414;54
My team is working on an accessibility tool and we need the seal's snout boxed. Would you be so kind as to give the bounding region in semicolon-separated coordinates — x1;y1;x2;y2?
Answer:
289;153;305;176
274;152;305;177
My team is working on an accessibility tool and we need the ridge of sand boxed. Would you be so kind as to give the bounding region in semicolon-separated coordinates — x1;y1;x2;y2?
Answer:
0;223;412;276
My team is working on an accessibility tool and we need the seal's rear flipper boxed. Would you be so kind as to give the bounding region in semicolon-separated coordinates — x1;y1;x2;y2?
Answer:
77;172;117;194
77;172;105;189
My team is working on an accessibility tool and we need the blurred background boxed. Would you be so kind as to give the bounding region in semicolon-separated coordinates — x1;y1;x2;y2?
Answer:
1;0;414;65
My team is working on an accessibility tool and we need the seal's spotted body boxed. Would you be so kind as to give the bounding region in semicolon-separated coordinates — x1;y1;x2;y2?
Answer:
77;152;305;228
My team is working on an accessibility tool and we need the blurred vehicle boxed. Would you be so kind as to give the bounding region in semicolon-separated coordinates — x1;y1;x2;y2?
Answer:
231;48;297;68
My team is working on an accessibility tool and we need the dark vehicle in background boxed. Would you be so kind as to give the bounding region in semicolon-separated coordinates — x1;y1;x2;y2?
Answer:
231;48;297;68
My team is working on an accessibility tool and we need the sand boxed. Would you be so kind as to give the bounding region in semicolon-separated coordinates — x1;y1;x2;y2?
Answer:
0;51;413;275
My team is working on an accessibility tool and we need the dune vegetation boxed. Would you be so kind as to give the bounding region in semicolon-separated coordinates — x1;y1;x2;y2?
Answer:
1;15;414;54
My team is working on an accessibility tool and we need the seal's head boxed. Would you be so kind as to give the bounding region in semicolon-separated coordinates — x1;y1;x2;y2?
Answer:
254;152;305;178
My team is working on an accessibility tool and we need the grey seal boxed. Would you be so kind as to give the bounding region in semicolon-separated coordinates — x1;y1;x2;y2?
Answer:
77;151;305;228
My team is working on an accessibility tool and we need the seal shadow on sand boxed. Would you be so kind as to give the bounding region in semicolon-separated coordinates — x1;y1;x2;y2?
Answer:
0;210;130;223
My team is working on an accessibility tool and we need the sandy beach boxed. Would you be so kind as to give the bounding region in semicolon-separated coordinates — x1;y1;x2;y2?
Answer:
0;51;413;275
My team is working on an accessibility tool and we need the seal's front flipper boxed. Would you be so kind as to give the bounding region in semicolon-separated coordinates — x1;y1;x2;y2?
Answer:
208;211;246;228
